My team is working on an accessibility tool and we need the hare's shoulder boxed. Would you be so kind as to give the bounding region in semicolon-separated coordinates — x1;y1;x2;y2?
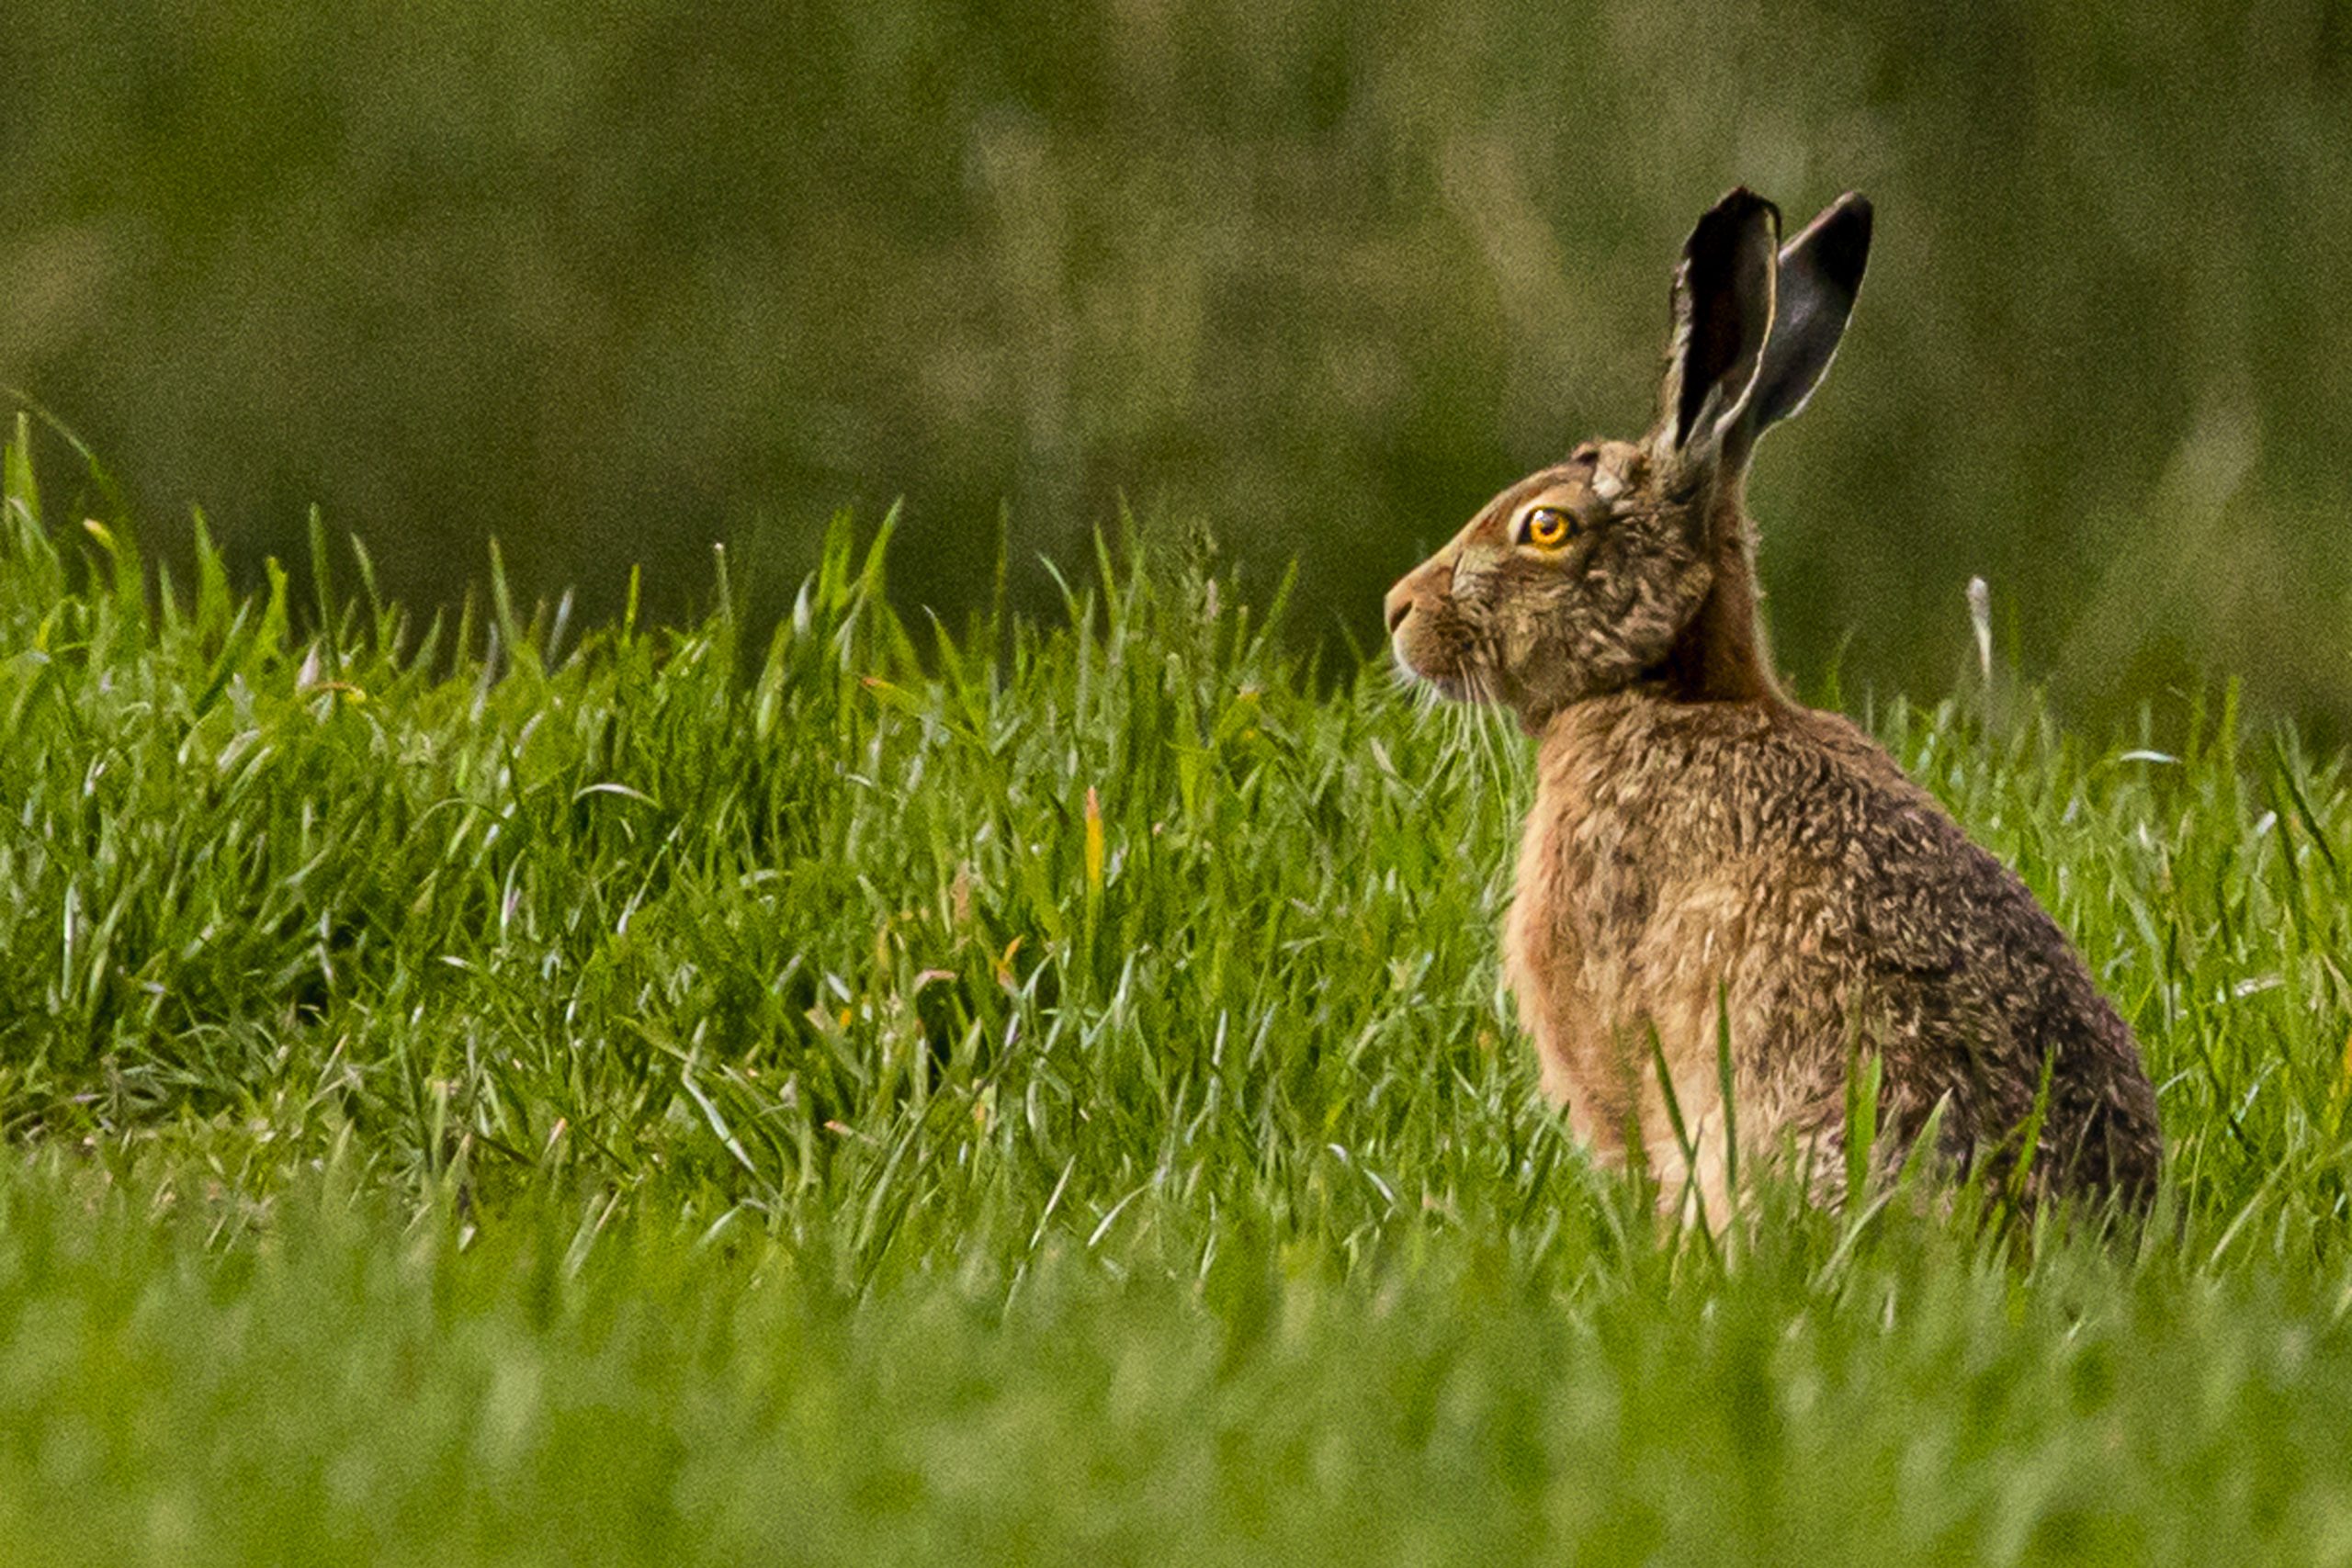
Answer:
1562;696;2036;966
1549;694;1933;834
1769;705;2099;993
1548;693;2017;893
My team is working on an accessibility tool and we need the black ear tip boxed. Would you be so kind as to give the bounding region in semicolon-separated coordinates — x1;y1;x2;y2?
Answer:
1836;193;1874;248
1688;187;1782;260
1792;193;1873;283
1709;186;1781;226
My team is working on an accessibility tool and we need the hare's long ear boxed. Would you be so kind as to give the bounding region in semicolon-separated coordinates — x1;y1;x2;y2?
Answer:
1655;188;1780;475
1747;193;1871;435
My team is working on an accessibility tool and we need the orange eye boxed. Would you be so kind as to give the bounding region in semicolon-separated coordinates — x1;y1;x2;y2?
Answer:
1521;506;1572;549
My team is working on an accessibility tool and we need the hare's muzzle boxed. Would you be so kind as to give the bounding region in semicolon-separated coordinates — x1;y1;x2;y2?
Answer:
1385;557;1463;691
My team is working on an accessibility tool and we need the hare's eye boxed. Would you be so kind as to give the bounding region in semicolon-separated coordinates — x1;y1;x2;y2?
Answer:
1520;507;1573;550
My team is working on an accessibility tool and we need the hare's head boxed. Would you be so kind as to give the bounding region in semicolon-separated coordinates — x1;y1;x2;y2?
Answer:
1385;188;1871;729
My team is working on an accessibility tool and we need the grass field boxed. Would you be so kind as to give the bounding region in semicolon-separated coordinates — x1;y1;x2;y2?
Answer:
6;412;2352;1564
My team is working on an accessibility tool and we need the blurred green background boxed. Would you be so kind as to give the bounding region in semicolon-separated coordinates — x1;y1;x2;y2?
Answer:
5;1;2350;729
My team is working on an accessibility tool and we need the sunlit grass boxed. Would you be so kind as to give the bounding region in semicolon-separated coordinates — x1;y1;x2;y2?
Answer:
5;413;2352;1562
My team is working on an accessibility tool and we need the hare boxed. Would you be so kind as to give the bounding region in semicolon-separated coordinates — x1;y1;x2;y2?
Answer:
1384;189;2160;1216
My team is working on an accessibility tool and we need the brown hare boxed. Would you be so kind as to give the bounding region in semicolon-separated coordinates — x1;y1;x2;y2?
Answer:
1384;189;2160;1216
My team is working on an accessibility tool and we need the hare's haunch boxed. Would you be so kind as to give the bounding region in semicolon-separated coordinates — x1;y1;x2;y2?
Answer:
1385;189;2160;1213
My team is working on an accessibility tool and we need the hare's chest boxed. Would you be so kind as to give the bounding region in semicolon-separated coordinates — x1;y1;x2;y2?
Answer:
1503;778;1750;1146
1503;791;1640;1133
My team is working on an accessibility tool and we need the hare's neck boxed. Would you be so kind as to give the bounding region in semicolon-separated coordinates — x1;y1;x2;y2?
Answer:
1659;495;1782;706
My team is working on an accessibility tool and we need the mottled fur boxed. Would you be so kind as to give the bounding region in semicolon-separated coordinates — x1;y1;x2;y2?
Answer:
1385;190;2160;1214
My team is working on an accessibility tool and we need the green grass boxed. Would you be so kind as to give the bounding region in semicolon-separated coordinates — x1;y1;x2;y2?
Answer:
5;411;2352;1563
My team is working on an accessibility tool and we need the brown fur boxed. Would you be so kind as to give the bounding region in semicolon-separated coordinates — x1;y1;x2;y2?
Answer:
1385;190;2160;1214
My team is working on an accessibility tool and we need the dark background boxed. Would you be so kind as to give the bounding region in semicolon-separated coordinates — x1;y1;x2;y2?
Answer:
6;1;2350;730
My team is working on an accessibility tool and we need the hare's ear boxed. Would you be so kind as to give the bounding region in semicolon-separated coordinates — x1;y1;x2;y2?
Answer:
1747;193;1871;434
1656;188;1780;468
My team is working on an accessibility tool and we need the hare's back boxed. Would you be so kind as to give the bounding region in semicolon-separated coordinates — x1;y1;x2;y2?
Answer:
1762;705;2161;1198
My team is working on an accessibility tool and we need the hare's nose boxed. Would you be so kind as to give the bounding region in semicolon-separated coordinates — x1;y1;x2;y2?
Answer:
1384;584;1413;636
1385;563;1450;635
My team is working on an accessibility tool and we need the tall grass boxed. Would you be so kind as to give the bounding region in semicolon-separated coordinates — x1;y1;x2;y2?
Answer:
5;415;2352;1561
